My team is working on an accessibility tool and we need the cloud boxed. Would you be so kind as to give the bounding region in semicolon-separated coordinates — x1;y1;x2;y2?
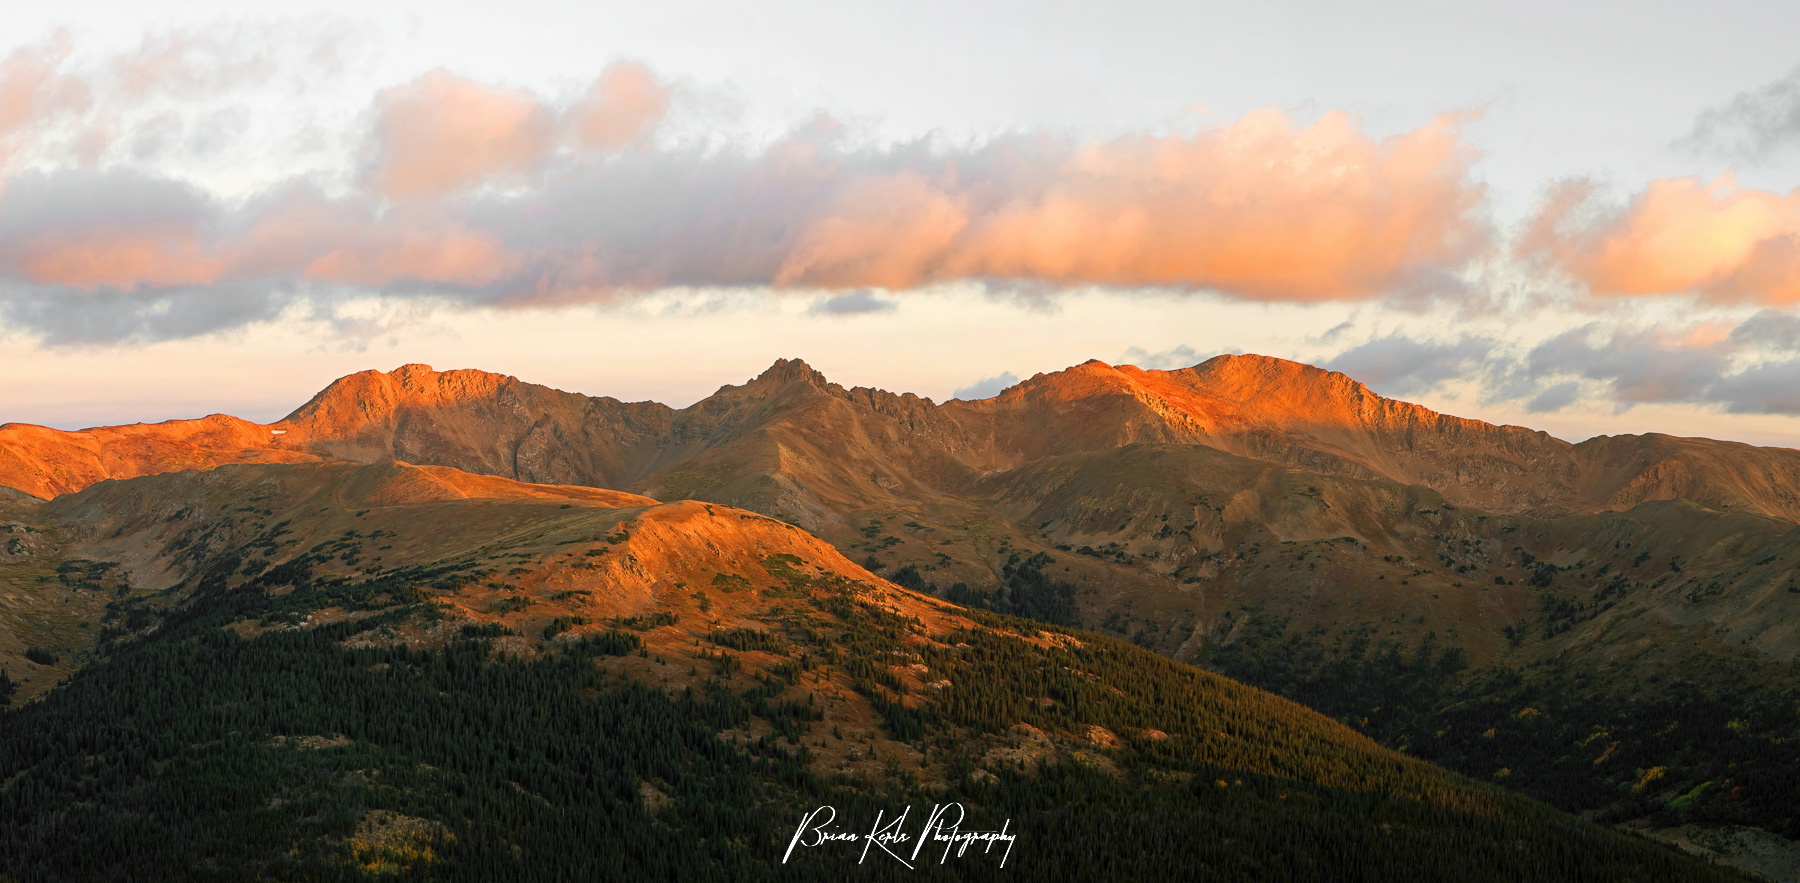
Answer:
0;33;1498;343
570;61;669;150
109;29;277;100
1711;360;1800;414
0;22;379;179
1121;344;1208;370
1316;320;1355;345
772;109;1489;298
0;33;89;153
365;61;675;198
0;168;221;290
18;232;223;290
1512;319;1800;415
806;290;896;316
0;168;528;337
1307;315;1800;418
0;75;1491;342
952;371;1019;400
304;227;519;287
0;278;292;344
1322;334;1494;397
1728;308;1800;350
1681;66;1800;162
366;70;556;198
0;166;214;235
1526;325;1730;405
463;107;1489;300
1520;176;1800;303
1525;381;1580;413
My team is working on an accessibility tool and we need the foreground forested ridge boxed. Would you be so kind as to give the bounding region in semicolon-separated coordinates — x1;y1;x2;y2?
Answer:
0;462;1752;880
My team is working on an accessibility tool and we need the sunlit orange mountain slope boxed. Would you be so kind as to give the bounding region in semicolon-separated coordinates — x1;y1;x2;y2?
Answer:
7;356;1800;524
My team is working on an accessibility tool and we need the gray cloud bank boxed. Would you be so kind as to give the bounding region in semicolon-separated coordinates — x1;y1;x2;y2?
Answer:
1681;65;1800;162
807;290;897;316
1318;312;1800;417
1322;335;1495;398
1521;315;1800;415
952;371;1020;401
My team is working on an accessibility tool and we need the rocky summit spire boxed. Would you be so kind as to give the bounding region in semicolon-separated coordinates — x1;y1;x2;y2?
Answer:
749;357;830;389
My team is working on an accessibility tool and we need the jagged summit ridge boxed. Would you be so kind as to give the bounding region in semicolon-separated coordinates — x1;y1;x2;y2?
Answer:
750;357;830;388
6;354;1800;523
281;364;525;427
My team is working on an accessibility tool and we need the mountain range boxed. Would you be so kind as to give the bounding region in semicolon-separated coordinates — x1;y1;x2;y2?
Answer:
3;355;1797;880
11;355;1800;521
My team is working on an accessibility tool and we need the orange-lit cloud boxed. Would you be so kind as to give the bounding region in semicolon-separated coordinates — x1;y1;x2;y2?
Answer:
366;70;554;198
361;62;672;198
222;191;523;287
774;109;1487;299
570;61;668;150
17;230;223;290
0;33;90;155
0;42;63;136
0;50;1498;343
1523;175;1800;303
775;171;970;288
305;229;519;287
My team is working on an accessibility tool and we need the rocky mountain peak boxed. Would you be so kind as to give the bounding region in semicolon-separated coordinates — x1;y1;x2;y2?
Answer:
751;357;830;389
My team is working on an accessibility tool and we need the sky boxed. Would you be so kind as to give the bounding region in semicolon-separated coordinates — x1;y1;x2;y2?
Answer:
3;1;1800;446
